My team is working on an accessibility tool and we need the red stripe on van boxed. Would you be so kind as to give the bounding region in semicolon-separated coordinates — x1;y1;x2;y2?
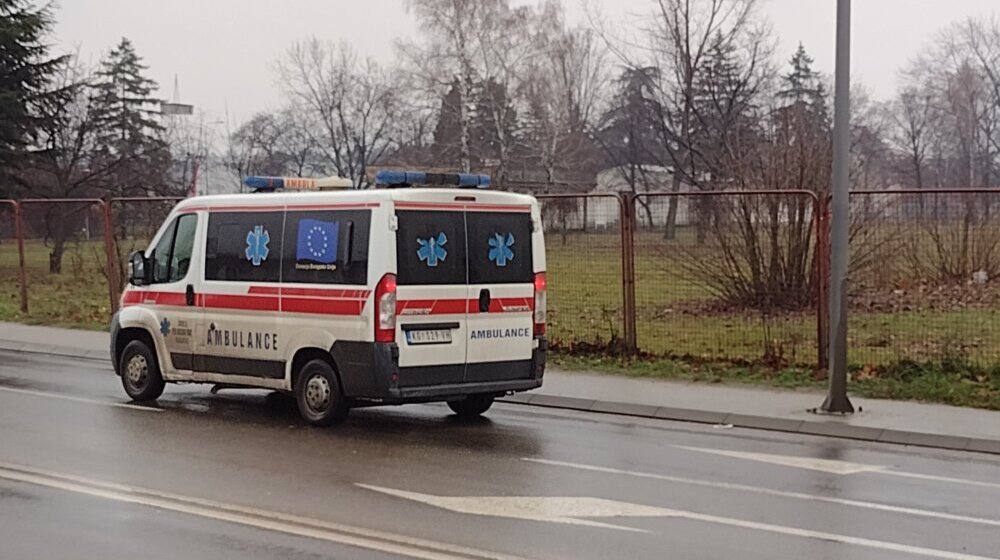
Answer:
202;293;280;311
121;288;368;316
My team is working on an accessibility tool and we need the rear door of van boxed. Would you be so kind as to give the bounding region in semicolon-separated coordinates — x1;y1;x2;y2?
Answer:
464;201;536;381
394;202;469;387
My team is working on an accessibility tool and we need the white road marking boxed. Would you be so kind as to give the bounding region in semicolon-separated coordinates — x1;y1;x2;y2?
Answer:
0;386;162;412
677;446;1000;490
676;446;889;474
359;484;995;560
522;458;1000;528
359;484;657;532
888;470;1000;491
0;462;524;560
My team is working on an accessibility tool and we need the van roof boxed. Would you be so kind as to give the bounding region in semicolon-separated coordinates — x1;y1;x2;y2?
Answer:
174;188;538;212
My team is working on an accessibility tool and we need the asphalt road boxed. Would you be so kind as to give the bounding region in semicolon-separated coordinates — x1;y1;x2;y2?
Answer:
1;349;999;560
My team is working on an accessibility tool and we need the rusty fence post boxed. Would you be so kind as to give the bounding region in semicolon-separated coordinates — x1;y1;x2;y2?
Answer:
12;201;29;314
619;193;638;355
101;200;119;314
816;193;831;371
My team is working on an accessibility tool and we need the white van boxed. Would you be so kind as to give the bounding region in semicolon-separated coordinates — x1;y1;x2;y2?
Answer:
110;172;547;426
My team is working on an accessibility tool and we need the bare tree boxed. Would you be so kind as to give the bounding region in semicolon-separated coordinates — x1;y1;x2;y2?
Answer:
606;0;764;238
22;55;124;273
398;0;498;172
525;1;608;184
277;39;397;186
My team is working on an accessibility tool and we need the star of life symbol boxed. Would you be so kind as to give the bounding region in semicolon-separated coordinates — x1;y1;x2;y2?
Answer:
488;233;515;267
417;233;448;267
245;225;270;266
159;317;171;335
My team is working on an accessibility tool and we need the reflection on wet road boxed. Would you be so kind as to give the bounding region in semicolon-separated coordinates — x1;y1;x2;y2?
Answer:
1;350;998;559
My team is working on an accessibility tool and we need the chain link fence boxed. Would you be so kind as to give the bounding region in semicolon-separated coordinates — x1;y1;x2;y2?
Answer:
537;194;628;352
848;190;1000;368
4;190;1000;372
0;200;23;317
15;199;113;328
631;192;821;367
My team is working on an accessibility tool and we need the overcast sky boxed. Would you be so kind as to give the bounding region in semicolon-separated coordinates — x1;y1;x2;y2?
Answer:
56;0;999;128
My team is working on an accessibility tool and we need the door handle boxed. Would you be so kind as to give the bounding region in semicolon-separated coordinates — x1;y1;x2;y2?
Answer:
478;289;491;313
186;284;195;306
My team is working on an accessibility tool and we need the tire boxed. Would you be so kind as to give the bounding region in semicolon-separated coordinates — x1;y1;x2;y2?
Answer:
119;339;165;402
447;394;495;417
294;359;350;426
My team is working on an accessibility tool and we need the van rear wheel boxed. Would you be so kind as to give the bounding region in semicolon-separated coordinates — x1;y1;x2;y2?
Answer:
447;395;494;417
295;359;349;426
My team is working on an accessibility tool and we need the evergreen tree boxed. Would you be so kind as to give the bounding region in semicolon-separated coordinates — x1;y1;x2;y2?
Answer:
594;67;664;190
777;44;830;124
432;79;464;166
91;38;170;195
0;0;67;191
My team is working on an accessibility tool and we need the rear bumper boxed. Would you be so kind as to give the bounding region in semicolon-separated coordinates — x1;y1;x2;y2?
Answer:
388;379;542;401
332;337;546;404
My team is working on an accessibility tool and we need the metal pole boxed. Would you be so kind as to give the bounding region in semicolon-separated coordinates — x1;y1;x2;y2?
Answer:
13;202;28;314
821;0;855;413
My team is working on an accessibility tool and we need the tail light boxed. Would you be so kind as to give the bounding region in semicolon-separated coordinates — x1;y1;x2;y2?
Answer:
375;273;397;343
533;272;547;336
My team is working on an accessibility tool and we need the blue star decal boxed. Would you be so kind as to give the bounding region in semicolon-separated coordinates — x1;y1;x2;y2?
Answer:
245;225;270;266
159;317;171;336
488;233;515;267
417;233;448;267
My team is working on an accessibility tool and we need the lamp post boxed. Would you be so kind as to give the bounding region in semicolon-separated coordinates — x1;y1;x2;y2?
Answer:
821;0;855;413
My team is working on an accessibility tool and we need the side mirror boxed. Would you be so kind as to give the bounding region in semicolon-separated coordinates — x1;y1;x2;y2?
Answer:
128;250;150;286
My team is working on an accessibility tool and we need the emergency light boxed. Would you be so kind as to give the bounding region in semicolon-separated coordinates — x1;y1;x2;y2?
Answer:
374;170;491;189
244;176;352;192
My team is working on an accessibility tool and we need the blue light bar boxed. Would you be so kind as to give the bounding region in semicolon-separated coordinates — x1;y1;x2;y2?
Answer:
244;176;286;190
374;170;491;189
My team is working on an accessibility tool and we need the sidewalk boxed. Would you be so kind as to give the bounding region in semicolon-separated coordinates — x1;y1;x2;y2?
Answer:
1;322;998;454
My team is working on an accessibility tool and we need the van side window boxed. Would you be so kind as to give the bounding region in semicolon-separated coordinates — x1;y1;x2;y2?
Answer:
281;210;371;285
150;213;198;284
396;211;468;285
205;212;283;282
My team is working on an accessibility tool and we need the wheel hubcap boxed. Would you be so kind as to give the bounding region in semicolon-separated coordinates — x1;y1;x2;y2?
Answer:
126;354;148;387
304;375;331;413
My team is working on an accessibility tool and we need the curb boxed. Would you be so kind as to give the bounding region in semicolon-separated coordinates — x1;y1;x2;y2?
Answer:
496;394;1000;456
2;339;998;456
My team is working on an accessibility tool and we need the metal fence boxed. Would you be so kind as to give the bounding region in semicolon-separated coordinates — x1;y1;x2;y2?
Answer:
848;190;1000;368
536;194;628;352
631;191;821;367
3;190;1000;370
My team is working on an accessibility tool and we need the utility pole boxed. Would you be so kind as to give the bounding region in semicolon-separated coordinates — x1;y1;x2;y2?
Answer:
821;0;855;413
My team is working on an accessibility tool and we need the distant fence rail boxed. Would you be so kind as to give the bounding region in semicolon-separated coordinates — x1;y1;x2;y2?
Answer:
2;191;1000;369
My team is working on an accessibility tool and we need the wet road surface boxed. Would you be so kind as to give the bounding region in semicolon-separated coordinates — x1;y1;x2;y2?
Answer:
1;349;998;559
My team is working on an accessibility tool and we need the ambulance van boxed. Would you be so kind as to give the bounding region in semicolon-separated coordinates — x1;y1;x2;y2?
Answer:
110;171;547;426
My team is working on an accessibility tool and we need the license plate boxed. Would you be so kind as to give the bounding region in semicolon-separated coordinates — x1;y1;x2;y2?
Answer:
405;329;452;345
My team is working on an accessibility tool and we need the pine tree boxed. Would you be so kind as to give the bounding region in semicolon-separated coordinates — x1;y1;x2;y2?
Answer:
777;44;829;123
91;38;170;195
595;67;664;189
0;0;67;191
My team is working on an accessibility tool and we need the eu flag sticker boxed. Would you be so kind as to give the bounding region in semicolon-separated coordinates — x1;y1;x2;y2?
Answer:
296;219;339;270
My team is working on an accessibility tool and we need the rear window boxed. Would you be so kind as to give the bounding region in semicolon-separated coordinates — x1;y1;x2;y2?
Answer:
396;210;467;285
467;212;533;284
281;210;370;285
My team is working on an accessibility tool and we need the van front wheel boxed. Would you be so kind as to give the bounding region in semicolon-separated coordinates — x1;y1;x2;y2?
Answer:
295;359;350;426
447;395;494;417
120;340;165;402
